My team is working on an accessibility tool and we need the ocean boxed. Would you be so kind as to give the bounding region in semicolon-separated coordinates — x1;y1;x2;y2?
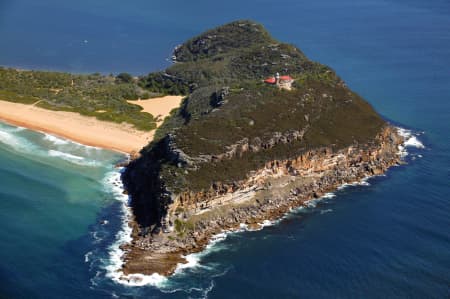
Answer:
0;0;449;298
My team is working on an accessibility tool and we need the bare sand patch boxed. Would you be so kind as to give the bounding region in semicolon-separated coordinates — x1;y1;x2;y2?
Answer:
128;95;184;124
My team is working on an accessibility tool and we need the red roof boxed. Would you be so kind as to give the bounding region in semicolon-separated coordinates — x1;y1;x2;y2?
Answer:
264;77;276;84
264;75;294;84
280;75;293;81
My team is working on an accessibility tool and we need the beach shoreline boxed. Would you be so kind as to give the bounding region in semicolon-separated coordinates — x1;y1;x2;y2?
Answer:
0;96;183;154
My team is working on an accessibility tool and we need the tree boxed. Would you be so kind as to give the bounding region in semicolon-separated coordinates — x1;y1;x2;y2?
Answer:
116;72;134;84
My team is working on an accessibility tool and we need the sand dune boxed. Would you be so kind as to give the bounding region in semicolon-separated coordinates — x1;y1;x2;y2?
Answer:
128;95;183;125
0;95;184;154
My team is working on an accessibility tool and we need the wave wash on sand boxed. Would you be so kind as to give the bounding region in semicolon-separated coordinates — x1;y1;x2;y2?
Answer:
0;122;115;167
0;96;183;154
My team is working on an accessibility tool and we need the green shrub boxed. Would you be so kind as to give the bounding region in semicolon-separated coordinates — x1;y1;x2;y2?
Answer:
0;68;157;131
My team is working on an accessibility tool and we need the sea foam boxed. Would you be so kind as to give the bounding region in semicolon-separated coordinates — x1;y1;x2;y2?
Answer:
337;177;371;190
397;127;425;153
48;150;84;161
102;168;169;287
0;130;36;152
44;133;69;145
0;125;103;167
404;136;425;148
47;149;101;167
102;175;376;288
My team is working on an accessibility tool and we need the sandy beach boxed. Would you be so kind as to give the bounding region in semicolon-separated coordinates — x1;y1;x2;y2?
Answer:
0;95;184;154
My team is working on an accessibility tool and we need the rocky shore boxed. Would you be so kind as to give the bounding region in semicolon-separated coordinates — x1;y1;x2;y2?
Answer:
118;126;404;279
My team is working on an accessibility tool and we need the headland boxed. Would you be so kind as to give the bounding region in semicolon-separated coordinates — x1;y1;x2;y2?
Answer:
116;20;406;282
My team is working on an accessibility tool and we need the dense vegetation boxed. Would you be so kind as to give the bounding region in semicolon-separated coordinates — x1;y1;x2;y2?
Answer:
0;68;161;130
124;20;386;228
0;64;195;131
164;23;333;88
137;72;190;96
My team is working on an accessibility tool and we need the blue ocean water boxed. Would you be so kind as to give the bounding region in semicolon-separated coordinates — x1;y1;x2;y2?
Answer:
0;0;449;298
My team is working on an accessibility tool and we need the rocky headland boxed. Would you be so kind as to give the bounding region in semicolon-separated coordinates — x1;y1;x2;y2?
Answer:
117;20;405;279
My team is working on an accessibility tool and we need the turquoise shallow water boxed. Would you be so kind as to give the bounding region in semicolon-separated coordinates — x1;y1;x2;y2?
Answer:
0;0;449;298
0;122;125;298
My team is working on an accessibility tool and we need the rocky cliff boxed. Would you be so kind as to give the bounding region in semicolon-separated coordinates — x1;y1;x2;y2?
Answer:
121;126;402;276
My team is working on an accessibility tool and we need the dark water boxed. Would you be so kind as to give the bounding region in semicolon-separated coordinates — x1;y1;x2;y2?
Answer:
0;0;449;298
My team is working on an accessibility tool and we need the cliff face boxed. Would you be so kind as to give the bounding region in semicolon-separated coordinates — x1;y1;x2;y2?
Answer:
120;21;401;278
171;127;401;214
122;139;171;232
122;126;402;276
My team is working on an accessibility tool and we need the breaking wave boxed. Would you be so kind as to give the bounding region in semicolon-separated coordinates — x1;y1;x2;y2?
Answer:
101;167;242;291
0;123;105;167
100;169;173;288
47;150;101;167
48;150;84;161
43;133;69;145
397;127;425;158
0;130;38;153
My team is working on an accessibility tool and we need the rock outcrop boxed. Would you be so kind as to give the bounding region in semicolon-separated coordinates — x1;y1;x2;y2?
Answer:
121;126;403;277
